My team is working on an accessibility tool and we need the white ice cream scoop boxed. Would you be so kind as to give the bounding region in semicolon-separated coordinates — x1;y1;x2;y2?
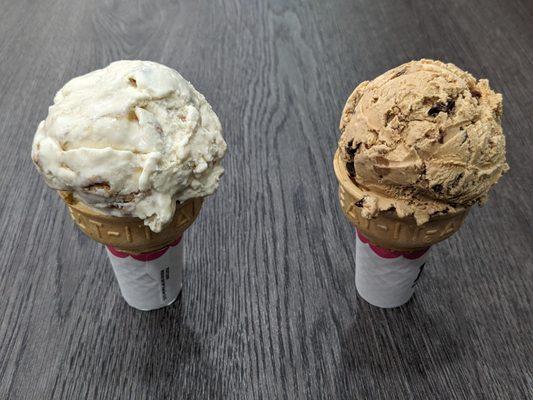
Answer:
32;60;227;232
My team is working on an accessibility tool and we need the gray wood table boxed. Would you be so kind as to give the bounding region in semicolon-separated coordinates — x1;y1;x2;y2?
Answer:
1;0;531;398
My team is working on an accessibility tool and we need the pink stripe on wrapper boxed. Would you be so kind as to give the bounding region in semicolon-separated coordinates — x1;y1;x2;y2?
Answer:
107;236;182;262
356;230;428;260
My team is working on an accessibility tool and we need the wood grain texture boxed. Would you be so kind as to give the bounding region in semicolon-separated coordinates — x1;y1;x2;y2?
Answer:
0;0;532;399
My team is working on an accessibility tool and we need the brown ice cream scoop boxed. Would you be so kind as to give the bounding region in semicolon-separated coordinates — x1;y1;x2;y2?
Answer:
338;59;509;225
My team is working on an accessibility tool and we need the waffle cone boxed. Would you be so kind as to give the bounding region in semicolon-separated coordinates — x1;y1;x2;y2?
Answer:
333;150;468;251
58;191;203;254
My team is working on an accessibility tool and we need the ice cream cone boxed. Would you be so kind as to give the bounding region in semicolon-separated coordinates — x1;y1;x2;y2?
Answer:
58;191;204;310
58;191;203;254
31;61;226;311
334;149;471;307
332;60;507;307
333;150;468;252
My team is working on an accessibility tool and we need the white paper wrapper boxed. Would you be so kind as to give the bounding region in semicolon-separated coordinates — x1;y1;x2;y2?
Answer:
105;237;183;311
355;231;429;308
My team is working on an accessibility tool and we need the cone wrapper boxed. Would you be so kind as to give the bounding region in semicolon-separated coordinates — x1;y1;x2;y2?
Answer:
355;230;429;308
105;236;184;311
